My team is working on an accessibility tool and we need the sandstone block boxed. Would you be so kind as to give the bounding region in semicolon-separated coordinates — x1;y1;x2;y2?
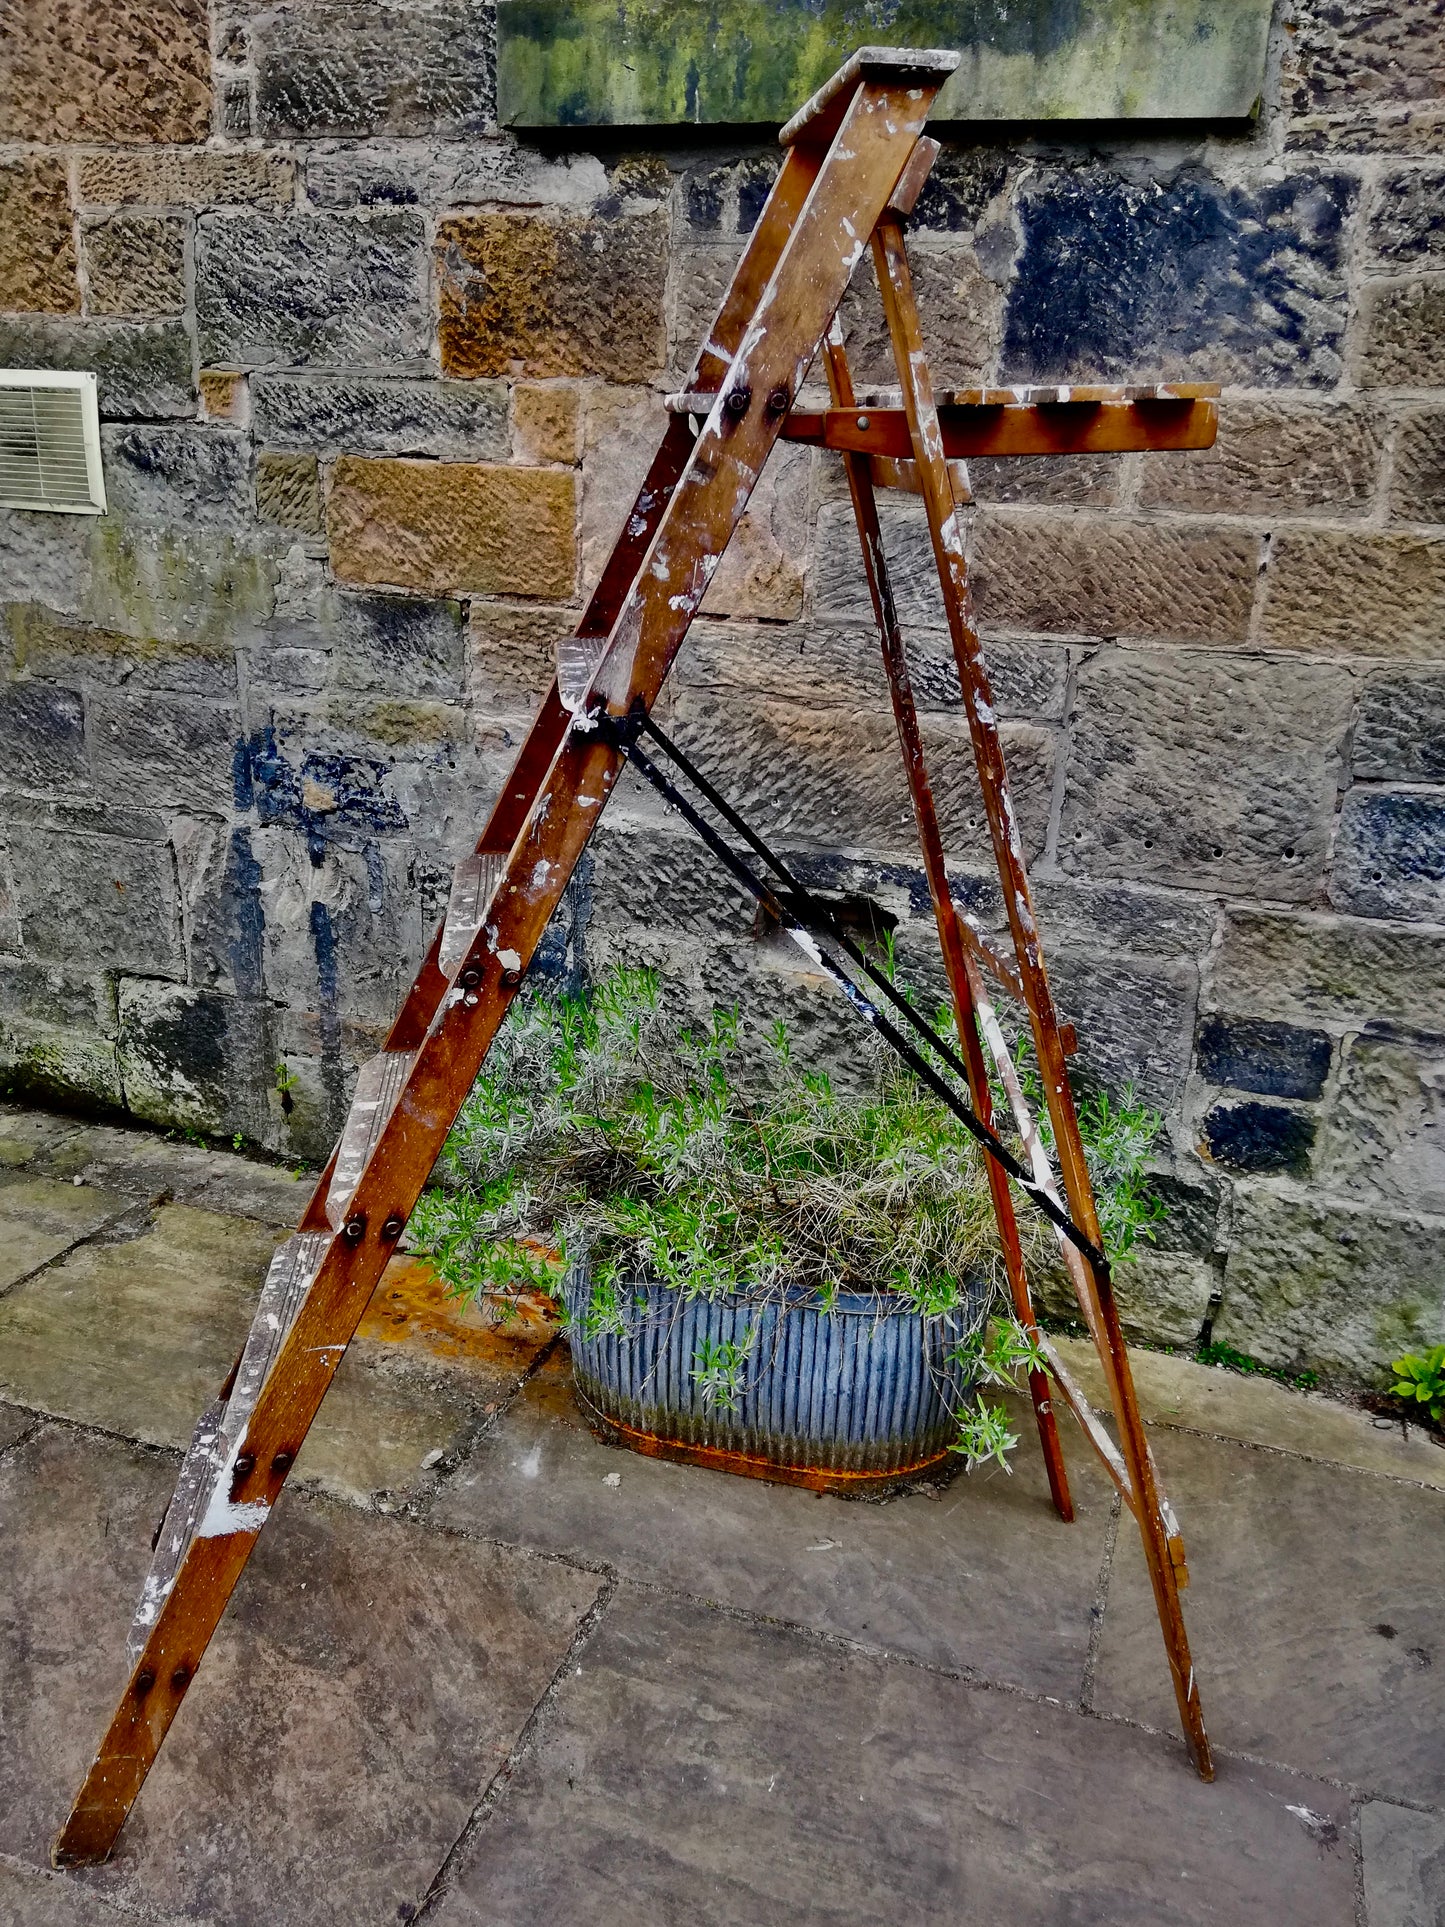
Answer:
75;150;294;211
700;439;809;622
1106;1247;1216;1350
89;691;240;806
100;425;251;527
86;524;282;648
198;370;249;425
1331;789;1445;922
1390;407;1445;523
1366;166;1445;265
468;600;580;711
1358;277;1445;387
1214;1188;1445;1378
4;820;182;976
1046;947;1198;1110
1195;1013;1333;1101
838;245;1000;389
1213;907;1445;1031
1;0;209;141
303;142;609;213
256;451;323;533
968;453;1121;508
972;513;1257;644
220;76;252;136
1284;0;1445;146
252;373;508;458
0;158;78;313
1060;648;1352;900
1029;875;1218;962
81;214;186;318
580;383;665;591
512;383;580;465
1259;530;1445;656
1199;1097;1316;1176
328;455;576;598
667;245;741;384
665;689;1056;863
8;604;237;697
253;0;493;137
438;211;667;381
197;212;427;370
1354;668;1445;781
0;1013;121;1109
1004;167;1355;388
328;591;467;699
116;979;270;1136
1139;400;1381;516
0;682;86;791
0;506;93;615
1317;1026;1445;1216
0;315;191;419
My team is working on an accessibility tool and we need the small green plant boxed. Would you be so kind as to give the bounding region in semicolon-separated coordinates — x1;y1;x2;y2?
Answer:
232;1132;245;1151
1391;1345;1445;1424
1196;1340;1319;1393
274;1062;299;1096
692;1328;757;1414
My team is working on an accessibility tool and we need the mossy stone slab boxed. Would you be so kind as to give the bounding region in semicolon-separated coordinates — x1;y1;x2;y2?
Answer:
498;0;1273;128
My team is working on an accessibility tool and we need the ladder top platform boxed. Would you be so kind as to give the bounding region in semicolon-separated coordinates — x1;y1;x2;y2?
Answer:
665;380;1219;413
780;45;961;147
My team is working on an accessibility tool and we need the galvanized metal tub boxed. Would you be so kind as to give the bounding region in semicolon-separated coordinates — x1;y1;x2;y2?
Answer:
561;1265;987;1495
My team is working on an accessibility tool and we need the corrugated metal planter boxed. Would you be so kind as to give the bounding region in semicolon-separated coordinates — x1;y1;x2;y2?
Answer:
562;1263;987;1495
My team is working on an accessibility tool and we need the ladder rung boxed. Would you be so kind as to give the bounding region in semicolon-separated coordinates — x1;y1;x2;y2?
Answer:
557;634;606;713
664;390;720;415
326;1053;415;1229
128;1397;225;1663
439;851;505;976
222;1231;330;1448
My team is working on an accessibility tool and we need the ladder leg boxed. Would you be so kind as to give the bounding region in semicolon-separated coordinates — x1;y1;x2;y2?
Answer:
56;70;954;1867
821;319;1074;1523
870;214;1213;1778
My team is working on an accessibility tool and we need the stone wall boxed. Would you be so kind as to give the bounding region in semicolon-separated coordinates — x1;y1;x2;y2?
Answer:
1;0;1442;1381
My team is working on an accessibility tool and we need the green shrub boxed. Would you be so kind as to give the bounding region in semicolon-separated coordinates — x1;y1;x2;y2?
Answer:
409;965;1167;1469
1391;1345;1445;1424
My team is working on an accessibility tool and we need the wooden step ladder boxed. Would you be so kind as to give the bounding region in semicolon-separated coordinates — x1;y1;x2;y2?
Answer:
56;46;1219;1865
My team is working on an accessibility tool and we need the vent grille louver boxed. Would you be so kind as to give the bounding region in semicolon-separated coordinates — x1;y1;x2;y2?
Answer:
0;371;106;514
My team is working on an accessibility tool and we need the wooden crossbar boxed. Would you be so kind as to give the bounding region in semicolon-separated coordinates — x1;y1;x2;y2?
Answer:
56;47;1213;1869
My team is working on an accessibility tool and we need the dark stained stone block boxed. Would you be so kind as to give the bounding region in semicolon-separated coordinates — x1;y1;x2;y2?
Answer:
253;0;495;137
100;425;252;527
1200;1097;1317;1175
251;371;508;457
196;212;428;371
1196;1013;1333;1100
0;683;86;791
1365;164;1445;265
88;692;241;807
1354;668;1445;782
3;822;182;978
1331;789;1445;922
1003;167;1356;387
0;316;193;420
1390;408;1445;524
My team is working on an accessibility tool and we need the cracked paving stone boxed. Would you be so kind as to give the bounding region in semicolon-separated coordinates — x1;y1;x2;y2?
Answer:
1094;1427;1445;1804
1360;1800;1445;1927
0;1424;602;1927
0;1401;34;1453
0;1205;554;1502
0;1171;132;1292
429;1347;1111;1697
427;1587;1356;1926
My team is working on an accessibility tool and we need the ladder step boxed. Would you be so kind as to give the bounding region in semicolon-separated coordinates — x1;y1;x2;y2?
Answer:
326;1052;415;1229
557;634;606;713
129;1397;225;1663
222;1230;331;1450
438;851;505;977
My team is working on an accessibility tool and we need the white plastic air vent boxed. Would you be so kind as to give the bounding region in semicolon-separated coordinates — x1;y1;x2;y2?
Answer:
0;369;106;514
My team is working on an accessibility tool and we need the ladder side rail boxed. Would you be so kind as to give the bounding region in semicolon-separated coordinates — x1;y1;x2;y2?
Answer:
870;211;1213;1780
55;81;947;1868
820;315;1073;1524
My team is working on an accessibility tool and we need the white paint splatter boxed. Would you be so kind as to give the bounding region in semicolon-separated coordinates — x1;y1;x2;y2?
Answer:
497;948;522;973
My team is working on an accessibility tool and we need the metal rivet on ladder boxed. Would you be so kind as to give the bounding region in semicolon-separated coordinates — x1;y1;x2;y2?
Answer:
232;1453;255;1480
857;414;869;429
271;1450;294;1475
500;968;522;989
766;385;790;416
724;386;751;418
459;968;480;988
170;1666;190;1693
381;1215;405;1242
343;1215;366;1245
134;1670;155;1697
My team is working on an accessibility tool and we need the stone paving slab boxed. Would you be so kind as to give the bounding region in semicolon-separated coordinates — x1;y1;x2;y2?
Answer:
0;1172;134;1292
1361;1801;1445;1927
0;1203;554;1502
0;1108;87;1170
0;1424;602;1927
430;1588;1357;1927
431;1349;1112;1698
0;1404;35;1455
0;1856;147;1926
1051;1332;1445;1489
1095;1426;1445;1806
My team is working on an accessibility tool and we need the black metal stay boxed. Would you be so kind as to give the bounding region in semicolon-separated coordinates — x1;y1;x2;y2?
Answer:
593;705;1108;1275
